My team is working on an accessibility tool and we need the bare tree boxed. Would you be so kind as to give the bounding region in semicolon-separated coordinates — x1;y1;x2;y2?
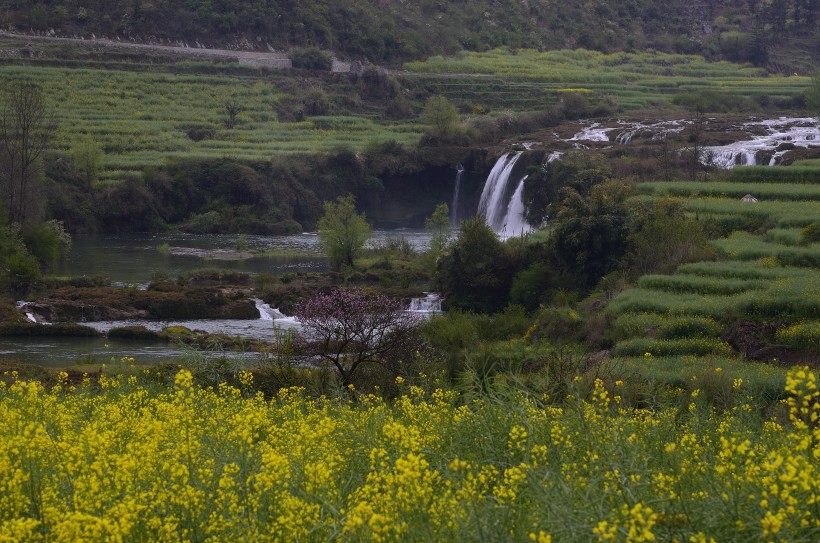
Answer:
0;82;52;225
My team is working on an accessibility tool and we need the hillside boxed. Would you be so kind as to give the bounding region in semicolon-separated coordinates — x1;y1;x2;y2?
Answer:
1;0;818;69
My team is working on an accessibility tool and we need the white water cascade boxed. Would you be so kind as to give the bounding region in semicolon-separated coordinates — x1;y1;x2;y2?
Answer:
451;164;465;226
478;152;524;233
408;293;443;313
699;117;819;168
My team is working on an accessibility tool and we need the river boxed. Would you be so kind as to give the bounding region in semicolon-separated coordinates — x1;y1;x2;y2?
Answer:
4;230;438;367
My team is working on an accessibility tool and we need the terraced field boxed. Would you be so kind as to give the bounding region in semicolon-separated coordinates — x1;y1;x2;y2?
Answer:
610;161;820;360
404;48;811;110
0;46;813;181
0;64;424;181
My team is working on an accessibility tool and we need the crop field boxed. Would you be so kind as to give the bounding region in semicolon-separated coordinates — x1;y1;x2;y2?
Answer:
404;48;810;110
0;46;813;180
0;366;817;542
0;65;424;181
636;181;820;201
611;160;820;357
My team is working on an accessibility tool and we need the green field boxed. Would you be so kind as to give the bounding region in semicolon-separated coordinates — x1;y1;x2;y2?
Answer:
610;160;820;357
0;65;424;181
0;46;813;180
405;48;810;109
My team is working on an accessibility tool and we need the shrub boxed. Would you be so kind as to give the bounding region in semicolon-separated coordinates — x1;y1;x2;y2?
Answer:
776;321;820;353
290;47;333;70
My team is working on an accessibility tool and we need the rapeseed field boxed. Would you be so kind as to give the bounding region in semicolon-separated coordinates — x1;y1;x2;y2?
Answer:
0;367;817;542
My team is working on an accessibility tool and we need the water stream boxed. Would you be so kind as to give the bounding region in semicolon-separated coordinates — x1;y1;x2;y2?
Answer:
6;231;440;367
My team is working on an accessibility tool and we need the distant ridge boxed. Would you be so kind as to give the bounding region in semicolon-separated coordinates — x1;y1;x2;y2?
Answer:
0;0;817;69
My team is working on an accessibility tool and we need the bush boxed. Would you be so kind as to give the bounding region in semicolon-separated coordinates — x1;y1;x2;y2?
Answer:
613;337;732;357
800;222;820;244
22;220;72;270
776;321;820;353
290;47;333;70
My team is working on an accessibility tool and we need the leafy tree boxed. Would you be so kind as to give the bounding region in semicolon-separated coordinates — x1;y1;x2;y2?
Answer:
290;47;333;70
422;96;459;140
435;217;513;313
70;135;104;188
317;195;371;271
424;202;451;253
223;96;244;129
523;151;611;226
0;81;52;225
621;199;716;279
806;71;820;120
549;180;633;289
0;223;40;296
294;288;421;392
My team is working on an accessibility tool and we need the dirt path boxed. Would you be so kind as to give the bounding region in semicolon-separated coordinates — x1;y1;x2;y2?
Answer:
0;30;293;68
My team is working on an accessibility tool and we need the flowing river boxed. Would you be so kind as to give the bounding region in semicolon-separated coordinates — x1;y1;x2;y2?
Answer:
4;230;439;367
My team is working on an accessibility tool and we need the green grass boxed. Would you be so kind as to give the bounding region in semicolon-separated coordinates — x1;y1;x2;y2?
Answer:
404;48;810;109
636;181;820;201
713;232;820;266
0;65;424;179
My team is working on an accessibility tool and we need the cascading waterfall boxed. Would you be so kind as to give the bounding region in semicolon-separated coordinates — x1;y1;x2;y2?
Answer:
451;164;465;226
478;152;524;233
700;117;820;169
408;293;443;313
484;151;563;237
502;175;531;236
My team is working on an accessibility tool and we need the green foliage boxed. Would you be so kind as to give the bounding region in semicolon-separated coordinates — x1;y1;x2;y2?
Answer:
800;222;820;244
622;199;716;278
21;220;72;271
523;151;611;226
290;48;333;71
0;224;39;296
424;202;451;254
70;135;104;187
805;71;820;118
613;337;732;357
435;217;512;313
317;195;371;271
549;180;633;289
421;96;459;141
776;321;820;352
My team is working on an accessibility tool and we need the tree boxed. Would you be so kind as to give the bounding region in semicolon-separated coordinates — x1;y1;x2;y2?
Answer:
294;288;422;392
223;96;244;129
0;81;52;225
435;217;513;313
549;180;633;289
70;135;104;188
422;95;459;140
424;202;451;253
806;71;820;121
317;194;371;270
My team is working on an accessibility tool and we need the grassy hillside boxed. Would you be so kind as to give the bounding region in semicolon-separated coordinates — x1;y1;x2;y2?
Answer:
1;0;818;68
610;160;820;362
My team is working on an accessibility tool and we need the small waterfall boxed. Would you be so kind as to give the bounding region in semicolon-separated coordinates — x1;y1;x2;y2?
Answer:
700;117;820;169
451;164;465;226
409;293;442;313
570;123;614;142
254;299;287;321
478;152;523;232
16;301;39;323
501;175;531;237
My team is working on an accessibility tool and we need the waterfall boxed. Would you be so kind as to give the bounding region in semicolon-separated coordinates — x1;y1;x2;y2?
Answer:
501;175;531;237
451;164;464;226
478;152;523;233
700;117;820;169
254;299;287;321
408;293;442;313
